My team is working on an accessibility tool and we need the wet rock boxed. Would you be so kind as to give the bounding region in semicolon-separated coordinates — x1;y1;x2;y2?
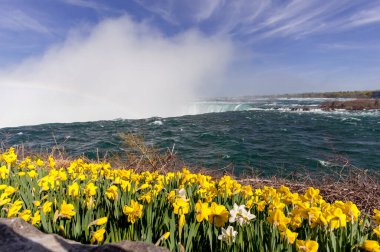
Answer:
0;218;168;252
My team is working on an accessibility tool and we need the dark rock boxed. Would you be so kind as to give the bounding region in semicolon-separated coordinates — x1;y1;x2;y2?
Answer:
0;218;168;252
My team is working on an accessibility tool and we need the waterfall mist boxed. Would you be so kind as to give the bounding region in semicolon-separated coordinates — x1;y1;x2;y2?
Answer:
0;15;233;128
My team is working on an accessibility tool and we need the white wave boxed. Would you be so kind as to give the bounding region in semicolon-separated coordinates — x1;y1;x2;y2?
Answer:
183;101;380;116
185;102;252;114
151;120;163;126
318;160;334;167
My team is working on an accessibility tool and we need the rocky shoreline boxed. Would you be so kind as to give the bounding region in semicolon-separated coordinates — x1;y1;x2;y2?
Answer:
286;99;380;112
319;99;380;111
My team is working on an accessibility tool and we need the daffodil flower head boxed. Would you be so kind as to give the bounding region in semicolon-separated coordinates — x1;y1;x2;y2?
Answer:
229;203;256;226
209;202;229;228
362;240;380;252
19;209;31;222
195;201;210;222
173;198;189;215
218;226;238;244
91;228;106;244
105;185;118;201
59;201;76;219
42;201;53;214
123;200;143;224
296;240;319;252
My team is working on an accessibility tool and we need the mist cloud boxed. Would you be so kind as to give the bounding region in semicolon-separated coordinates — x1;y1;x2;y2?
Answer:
0;16;233;128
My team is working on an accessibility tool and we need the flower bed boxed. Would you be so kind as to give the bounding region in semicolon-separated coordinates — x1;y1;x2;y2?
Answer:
0;148;379;251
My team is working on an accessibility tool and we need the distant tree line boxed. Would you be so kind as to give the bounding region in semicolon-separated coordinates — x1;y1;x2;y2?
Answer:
205;90;380;102
280;90;380;99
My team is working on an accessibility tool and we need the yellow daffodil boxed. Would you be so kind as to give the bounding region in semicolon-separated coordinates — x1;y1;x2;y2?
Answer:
2;148;17;165
267;209;290;228
123;200;143;224
342;201;360;222
327;207;347;230
0;197;11;207
35;159;44;166
296;240;319;252
31;211;41;225
91;228;106;244
19;209;31;222
59;201;76;219
173;198;190;215
95;217;108;226
283;229;298;244
42;201;53;214
0;165;9;179
256;201;267;212
68;182;80;198
362;240;380;252
84;182;97;197
7;200;23;218
27;170;38;178
138;192;152;203
3;186;17;197
48;156;56;168
120;180;131;192
195;201;210;222
208;202;229;227
106;185;118;201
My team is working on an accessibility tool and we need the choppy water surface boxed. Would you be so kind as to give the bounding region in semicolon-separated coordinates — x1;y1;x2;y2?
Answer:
1;98;379;176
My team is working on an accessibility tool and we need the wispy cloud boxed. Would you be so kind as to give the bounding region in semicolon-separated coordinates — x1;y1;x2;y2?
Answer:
133;0;179;25
132;0;380;40
346;5;380;27
61;0;112;13
0;9;50;33
192;0;221;22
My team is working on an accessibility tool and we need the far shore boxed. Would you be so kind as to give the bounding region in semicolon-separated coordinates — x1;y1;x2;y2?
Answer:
320;98;380;111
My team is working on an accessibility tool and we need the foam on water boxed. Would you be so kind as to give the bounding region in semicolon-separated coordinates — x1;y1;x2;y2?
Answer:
185;99;379;117
151;120;164;126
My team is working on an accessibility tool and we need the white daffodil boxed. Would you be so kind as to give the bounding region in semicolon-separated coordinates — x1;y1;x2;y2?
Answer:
178;188;187;200
229;203;256;226
218;226;238;243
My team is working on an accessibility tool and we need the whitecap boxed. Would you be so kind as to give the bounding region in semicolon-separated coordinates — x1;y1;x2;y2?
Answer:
151;120;163;126
318;160;338;167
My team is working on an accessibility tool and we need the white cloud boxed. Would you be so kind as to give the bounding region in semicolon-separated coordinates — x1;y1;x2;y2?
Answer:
0;15;233;128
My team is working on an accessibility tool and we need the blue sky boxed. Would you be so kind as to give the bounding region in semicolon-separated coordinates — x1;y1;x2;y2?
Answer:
1;0;380;94
0;0;380;127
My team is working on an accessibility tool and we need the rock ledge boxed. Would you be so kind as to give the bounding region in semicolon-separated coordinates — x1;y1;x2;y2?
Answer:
0;218;168;252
